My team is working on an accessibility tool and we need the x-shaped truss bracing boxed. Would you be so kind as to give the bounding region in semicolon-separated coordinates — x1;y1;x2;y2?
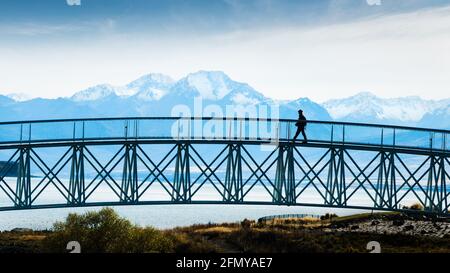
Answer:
0;141;448;215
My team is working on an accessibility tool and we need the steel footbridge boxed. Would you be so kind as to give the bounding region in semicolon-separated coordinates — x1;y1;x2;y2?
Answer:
0;117;449;214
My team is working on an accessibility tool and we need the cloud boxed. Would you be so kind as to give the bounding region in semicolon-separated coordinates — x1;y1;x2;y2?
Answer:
0;18;118;38
0;4;449;102
0;23;82;36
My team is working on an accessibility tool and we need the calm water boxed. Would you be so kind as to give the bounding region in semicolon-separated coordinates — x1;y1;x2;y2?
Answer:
0;204;369;231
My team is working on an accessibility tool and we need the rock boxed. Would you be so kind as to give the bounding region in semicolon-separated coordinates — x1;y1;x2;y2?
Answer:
404;225;414;231
392;219;405;226
332;223;347;229
371;220;380;226
433;223;442;230
351;225;359;230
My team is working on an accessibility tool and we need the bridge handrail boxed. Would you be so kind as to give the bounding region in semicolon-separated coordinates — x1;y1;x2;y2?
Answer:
0;116;449;134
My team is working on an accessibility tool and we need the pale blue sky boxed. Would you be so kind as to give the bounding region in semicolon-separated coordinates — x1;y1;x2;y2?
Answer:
1;0;450;101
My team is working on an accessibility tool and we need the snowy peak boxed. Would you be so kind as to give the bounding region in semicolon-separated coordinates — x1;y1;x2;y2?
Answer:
71;73;174;101
133;88;167;101
71;84;116;102
126;73;174;91
322;92;448;122
6;93;34;102
223;82;268;106
229;91;263;105
70;71;269;103
181;71;233;100
281;97;332;121
2;73;450;129
171;70;268;105
126;73;174;100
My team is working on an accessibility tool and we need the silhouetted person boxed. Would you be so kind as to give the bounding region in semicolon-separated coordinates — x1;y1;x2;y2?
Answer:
293;109;307;143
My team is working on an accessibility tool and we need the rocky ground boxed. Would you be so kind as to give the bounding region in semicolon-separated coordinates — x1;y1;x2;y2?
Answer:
325;213;450;238
330;219;450;238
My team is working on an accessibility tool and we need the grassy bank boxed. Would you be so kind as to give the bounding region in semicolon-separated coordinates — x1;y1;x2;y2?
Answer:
1;208;449;253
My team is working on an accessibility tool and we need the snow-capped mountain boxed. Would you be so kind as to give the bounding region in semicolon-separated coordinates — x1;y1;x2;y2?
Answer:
123;71;277;118
322;92;449;125
6;93;34;102
1;71;449;130
168;71;267;104
71;73;175;102
281;98;332;121
71;84;117;101
54;70;319;120
181;71;231;100
126;73;174;100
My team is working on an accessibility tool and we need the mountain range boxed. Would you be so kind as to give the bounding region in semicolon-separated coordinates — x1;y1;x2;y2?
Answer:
0;71;449;130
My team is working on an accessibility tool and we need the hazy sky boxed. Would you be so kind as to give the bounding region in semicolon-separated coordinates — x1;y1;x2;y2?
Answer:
1;0;450;102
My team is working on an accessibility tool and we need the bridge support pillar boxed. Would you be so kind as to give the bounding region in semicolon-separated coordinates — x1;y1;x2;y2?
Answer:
375;151;397;209
325;148;346;206
121;143;138;203
15;147;31;208
69;145;86;205
273;144;295;205
223;144;243;202
425;155;447;214
172;143;191;202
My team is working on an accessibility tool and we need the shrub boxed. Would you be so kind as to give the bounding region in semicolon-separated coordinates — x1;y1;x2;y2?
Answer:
42;208;173;253
320;213;338;221
409;203;424;211
240;219;254;230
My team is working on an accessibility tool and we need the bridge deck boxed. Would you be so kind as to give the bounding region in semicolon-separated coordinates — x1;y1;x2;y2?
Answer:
0;116;449;154
0;138;449;157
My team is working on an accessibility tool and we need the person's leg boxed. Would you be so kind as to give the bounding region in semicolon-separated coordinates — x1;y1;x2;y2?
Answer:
301;128;307;143
293;127;301;141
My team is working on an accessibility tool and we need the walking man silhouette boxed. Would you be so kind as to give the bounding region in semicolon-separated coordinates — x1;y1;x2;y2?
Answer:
293;109;307;144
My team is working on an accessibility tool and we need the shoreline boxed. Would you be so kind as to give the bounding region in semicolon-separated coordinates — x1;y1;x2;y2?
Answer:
1;211;449;253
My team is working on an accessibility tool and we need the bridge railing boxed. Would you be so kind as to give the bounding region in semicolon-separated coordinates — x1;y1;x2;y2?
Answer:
0;117;448;152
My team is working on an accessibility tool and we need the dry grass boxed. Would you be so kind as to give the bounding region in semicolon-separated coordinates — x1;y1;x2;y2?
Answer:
263;216;322;228
274;216;320;223
19;235;46;241
195;226;237;234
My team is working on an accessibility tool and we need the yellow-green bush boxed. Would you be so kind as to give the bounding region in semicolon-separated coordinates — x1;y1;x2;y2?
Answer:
42;208;174;253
